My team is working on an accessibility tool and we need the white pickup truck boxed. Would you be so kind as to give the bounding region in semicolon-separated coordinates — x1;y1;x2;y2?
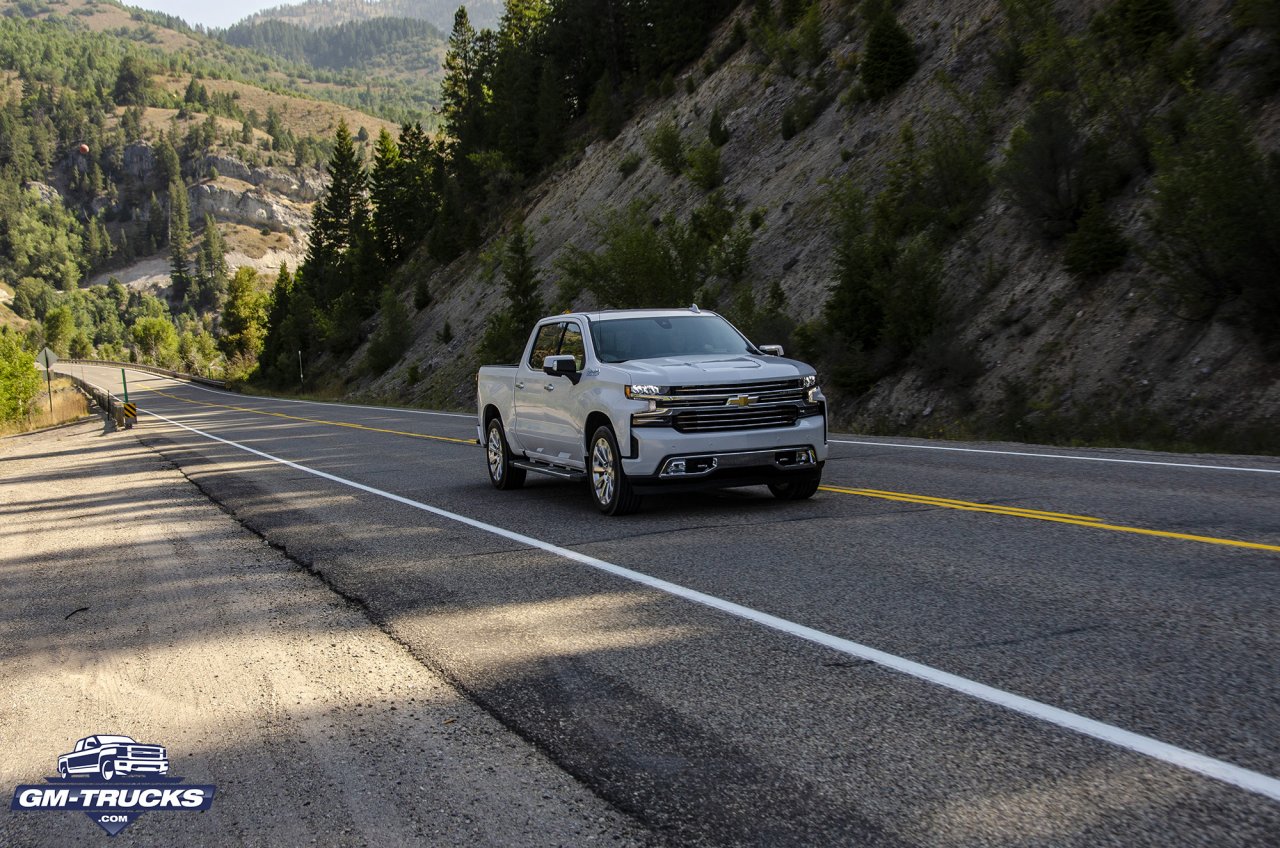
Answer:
476;307;827;515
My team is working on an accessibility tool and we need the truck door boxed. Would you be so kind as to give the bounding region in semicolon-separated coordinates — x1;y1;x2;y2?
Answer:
540;321;591;466
511;321;564;457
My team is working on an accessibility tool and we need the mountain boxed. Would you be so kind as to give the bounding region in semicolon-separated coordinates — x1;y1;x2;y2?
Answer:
0;0;412;379
218;16;446;89
289;0;1278;454
245;0;503;32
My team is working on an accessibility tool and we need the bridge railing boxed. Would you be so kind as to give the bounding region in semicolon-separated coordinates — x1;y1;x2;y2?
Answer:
59;359;229;389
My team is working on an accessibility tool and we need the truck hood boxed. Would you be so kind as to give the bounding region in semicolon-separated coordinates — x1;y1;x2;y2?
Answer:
620;355;812;385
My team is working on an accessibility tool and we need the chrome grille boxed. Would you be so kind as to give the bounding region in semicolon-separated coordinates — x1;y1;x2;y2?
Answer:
672;406;799;433
669;379;803;396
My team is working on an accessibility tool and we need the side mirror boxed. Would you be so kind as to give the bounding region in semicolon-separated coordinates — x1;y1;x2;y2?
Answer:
759;344;785;356
543;355;580;382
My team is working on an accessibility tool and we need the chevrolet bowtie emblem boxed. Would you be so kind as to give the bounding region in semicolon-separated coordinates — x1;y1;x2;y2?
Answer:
727;395;753;407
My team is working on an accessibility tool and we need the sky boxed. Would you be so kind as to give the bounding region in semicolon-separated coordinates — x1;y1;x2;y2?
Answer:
127;1;285;30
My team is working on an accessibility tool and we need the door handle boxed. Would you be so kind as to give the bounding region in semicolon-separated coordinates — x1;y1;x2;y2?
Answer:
544;383;556;391
515;381;525;390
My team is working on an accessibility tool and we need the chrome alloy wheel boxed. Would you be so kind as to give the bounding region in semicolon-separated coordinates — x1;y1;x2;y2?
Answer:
487;422;505;482
591;436;615;506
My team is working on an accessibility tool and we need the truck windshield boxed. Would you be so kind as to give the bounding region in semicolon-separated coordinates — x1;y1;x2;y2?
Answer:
591;315;756;363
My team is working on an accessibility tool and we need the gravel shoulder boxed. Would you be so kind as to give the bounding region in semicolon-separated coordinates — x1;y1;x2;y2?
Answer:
0;419;650;847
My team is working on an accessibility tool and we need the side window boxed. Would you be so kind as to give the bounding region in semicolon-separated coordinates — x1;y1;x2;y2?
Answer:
528;323;563;369
560;324;586;370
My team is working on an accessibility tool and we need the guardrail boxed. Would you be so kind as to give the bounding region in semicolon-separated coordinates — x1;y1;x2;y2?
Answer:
59;359;229;389
61;372;131;430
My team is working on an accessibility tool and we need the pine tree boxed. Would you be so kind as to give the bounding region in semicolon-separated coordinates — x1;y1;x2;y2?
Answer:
197;214;228;310
441;8;488;155
168;180;192;307
221;267;268;361
861;9;917;100
479;223;545;363
370;128;407;262
304;119;370;309
535;60;568;167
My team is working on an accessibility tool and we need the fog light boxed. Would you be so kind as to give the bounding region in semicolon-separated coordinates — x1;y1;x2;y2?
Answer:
667;459;686;474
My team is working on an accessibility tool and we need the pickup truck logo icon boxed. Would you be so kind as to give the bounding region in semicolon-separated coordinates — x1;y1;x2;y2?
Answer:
726;394;755;407
11;734;214;836
58;735;169;781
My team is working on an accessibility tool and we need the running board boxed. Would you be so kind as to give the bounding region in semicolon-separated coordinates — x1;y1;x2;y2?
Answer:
513;460;586;481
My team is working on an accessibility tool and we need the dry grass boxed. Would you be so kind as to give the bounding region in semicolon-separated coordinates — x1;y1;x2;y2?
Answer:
1;380;91;436
221;222;297;259
155;76;398;142
50;0;199;52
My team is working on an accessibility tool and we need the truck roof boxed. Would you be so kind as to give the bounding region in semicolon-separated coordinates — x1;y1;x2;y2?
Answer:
565;307;720;322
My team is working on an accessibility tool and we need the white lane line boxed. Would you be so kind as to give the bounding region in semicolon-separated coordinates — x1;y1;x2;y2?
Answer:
832;439;1280;475
72;364;474;420
127;400;1280;805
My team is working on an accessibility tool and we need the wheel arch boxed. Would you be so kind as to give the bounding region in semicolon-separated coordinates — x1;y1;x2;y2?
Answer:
583;411;615;453
481;404;503;443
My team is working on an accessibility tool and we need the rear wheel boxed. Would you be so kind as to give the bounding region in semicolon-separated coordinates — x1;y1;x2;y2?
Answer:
486;418;525;490
589;426;641;516
768;472;821;500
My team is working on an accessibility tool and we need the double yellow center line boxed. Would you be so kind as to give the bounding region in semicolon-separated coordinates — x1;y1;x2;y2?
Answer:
140;387;1278;554
821;485;1280;553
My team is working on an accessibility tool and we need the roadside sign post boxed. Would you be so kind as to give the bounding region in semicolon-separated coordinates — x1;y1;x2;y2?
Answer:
119;369;136;429
36;347;57;415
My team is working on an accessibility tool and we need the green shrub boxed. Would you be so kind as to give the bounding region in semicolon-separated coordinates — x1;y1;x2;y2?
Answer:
558;199;738;309
708;106;730;147
406;363;420;384
618;152;643;177
413;278;432;310
780;90;830;140
1090;0;1180;56
366;286;410;374
997;92;1086;237
1147;93;1280;331
686;143;723;191
795;2;824;68
436;320;454;344
646;117;685;176
1063;199;1128;277
860;10;917;99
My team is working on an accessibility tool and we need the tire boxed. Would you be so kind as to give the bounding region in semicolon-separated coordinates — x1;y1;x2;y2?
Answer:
100;759;116;781
768;472;821;501
486;418;525;490
59;762;69;779
588;426;641;516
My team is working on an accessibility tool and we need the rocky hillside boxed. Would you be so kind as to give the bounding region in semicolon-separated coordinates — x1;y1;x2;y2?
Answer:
346;0;1277;453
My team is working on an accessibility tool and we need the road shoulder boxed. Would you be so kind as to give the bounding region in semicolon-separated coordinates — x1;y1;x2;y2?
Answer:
0;420;649;847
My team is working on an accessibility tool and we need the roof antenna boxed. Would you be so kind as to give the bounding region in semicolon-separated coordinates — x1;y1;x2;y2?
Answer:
689;303;700;313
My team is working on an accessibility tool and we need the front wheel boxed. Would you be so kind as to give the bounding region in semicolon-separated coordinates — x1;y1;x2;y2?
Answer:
100;759;116;781
486;418;525;490
588;426;641;516
768;473;821;501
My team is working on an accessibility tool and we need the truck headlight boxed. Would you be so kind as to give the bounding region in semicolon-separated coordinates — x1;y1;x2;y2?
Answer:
801;374;817;389
625;385;666;399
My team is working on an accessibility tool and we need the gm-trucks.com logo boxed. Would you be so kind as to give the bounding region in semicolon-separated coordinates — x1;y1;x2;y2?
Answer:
9;734;216;836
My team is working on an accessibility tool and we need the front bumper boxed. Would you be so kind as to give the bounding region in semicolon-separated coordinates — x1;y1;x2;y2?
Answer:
623;415;827;483
115;760;169;775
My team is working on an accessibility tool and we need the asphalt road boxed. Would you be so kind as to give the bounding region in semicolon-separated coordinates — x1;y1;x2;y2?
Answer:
58;363;1280;846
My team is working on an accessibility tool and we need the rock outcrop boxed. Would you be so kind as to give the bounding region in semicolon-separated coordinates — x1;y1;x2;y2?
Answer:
189;178;312;235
